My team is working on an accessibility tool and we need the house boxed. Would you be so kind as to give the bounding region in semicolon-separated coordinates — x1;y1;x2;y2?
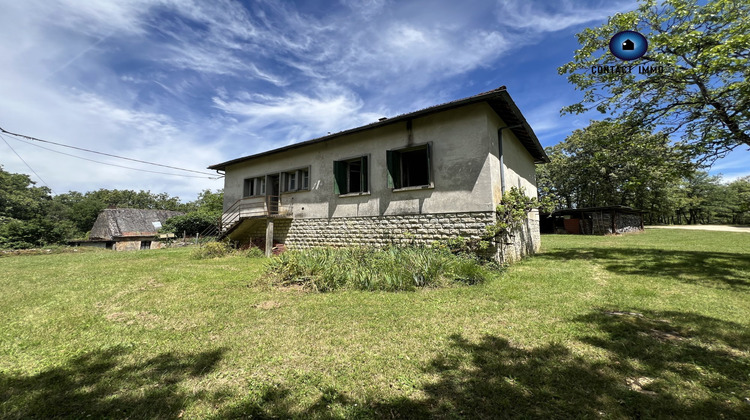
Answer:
70;208;183;251
540;206;645;235
208;86;549;262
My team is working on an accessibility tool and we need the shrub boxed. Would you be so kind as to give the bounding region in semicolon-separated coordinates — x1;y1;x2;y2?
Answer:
266;246;488;292
163;211;218;237
190;241;232;259
242;247;265;258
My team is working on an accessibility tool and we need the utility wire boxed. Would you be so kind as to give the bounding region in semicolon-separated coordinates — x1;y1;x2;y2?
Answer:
0;133;53;191
0;126;219;176
5;135;222;179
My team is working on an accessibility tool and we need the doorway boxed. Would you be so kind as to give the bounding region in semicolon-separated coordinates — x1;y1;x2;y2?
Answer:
266;174;280;214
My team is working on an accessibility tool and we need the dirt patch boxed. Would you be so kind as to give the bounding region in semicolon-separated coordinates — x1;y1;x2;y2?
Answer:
105;311;160;328
626;377;657;395
252;300;282;310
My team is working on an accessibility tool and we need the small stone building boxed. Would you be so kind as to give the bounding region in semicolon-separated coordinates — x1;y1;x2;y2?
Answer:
541;206;644;235
71;208;183;251
209;87;549;262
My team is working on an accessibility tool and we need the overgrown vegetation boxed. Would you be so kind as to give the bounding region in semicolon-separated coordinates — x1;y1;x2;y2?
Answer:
0;230;747;418
433;187;548;257
191;241;264;260
267;246;488;291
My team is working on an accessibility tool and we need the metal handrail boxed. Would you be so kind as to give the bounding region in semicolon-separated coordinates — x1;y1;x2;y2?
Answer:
219;195;290;232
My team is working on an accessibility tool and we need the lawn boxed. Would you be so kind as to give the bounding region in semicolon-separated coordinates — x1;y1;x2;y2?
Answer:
1;230;748;419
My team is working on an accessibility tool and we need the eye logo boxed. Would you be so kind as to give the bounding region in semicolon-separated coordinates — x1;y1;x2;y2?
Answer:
609;31;648;61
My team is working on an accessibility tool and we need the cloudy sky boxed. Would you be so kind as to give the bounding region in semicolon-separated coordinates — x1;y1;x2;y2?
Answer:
1;0;747;201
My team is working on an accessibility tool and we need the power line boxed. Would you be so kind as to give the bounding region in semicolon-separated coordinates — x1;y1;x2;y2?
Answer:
0;125;219;176
5;135;222;179
0;133;53;191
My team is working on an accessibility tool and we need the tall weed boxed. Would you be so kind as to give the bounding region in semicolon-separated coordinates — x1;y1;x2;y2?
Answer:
266;246;488;291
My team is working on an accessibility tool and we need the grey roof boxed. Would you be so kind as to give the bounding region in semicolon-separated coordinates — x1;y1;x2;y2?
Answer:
208;86;549;171
89;208;184;240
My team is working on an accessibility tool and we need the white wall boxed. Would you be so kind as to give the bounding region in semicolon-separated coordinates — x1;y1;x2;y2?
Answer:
222;102;540;220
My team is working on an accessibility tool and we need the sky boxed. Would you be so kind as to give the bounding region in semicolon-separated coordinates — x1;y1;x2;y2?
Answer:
1;0;748;201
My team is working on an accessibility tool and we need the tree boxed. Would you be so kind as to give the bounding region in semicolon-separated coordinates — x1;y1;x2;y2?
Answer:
162;189;224;237
0;166;51;221
559;0;750;162
725;176;750;224
537;121;692;210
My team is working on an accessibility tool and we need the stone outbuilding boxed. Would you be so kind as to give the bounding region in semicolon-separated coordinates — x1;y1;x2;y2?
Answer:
541;206;645;235
71;208;183;251
208;86;549;262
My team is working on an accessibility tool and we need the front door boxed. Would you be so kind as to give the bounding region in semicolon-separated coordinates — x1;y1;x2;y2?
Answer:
267;174;280;214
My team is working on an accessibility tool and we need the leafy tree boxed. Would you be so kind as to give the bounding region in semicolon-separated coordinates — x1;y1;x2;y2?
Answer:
725;176;750;224
537;121;692;210
162;189;223;237
0;218;73;249
0;166;51;221
559;0;750;162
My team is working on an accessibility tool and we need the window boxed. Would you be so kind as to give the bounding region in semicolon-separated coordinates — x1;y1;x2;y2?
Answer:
333;156;369;194
243;176;266;197
281;168;310;193
140;241;151;250
387;144;432;189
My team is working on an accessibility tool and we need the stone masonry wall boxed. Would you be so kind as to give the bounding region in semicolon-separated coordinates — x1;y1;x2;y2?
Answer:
280;212;496;248
235;211;542;263
498;218;541;263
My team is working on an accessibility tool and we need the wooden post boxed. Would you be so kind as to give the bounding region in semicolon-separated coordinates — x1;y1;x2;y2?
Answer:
265;218;274;257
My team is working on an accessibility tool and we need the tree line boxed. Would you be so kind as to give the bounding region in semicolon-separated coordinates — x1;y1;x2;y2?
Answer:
537;121;750;225
0;165;222;249
546;0;749;225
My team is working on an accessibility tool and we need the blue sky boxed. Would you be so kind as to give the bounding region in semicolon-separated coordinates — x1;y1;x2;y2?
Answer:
1;0;747;201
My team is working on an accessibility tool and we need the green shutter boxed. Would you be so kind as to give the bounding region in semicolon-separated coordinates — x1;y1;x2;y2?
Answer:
425;143;433;185
333;160;347;194
361;156;369;192
386;150;401;189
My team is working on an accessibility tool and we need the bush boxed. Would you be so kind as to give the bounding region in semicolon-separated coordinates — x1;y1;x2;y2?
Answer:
266;246;488;292
163;211;218;237
0;218;73;249
190;241;232;259
242;247;265;258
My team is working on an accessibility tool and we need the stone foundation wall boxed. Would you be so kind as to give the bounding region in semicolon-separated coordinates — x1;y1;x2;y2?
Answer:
498;218;541;263
234;211;542;263
281;212;496;248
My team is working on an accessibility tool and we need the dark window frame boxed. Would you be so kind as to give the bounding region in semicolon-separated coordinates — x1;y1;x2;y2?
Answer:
243;176;266;197
387;142;433;190
333;155;369;195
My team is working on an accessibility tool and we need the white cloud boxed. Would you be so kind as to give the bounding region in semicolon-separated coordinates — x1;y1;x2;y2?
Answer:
0;0;645;201
495;0;636;33
213;85;385;146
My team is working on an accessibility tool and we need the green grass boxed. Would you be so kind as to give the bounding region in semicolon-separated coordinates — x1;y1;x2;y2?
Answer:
1;230;748;419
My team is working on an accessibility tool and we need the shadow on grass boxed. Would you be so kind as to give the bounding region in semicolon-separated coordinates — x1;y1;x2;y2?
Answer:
0;346;225;419
218;310;750;419
536;247;750;290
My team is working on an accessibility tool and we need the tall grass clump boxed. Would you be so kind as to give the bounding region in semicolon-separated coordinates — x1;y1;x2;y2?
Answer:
266;246;488;291
190;241;233;259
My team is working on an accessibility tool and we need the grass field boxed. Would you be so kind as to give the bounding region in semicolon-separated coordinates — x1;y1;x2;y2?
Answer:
1;230;748;419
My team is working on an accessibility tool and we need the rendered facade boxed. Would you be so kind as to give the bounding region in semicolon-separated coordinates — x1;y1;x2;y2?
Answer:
209;87;549;261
